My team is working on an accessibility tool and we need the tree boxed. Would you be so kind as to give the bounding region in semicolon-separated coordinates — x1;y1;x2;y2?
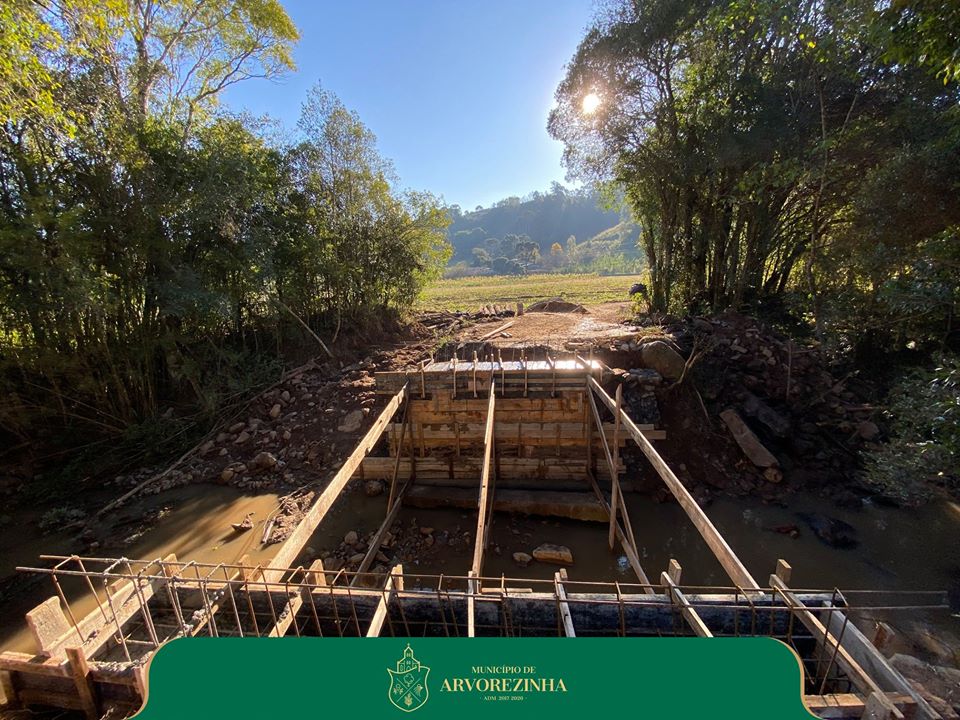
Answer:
549;0;960;330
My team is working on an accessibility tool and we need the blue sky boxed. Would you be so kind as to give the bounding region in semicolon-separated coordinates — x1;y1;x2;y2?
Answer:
221;0;595;210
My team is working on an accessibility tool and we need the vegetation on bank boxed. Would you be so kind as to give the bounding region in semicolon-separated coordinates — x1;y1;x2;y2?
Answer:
0;2;450;466
548;0;960;501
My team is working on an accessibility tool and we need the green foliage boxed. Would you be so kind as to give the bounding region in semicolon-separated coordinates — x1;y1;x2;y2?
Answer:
863;355;960;503
549;0;960;347
0;6;450;460
880;0;960;84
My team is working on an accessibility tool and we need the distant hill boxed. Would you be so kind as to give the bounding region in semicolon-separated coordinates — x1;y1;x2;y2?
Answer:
445;184;642;274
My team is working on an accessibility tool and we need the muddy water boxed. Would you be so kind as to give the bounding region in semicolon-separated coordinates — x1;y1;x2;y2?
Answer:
3;479;957;655
0;485;280;653
305;486;960;641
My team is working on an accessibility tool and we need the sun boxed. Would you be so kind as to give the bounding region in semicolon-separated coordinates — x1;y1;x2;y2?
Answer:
581;92;601;114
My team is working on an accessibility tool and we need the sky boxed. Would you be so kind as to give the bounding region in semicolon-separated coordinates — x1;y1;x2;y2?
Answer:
221;0;595;210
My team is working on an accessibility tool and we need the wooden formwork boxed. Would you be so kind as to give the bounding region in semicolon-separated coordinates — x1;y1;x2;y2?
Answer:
0;353;945;719
1;558;944;719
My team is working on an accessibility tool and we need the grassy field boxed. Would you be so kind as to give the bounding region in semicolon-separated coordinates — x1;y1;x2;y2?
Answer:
417;273;640;312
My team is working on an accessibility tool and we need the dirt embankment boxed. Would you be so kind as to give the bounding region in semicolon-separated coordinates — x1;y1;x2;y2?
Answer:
602;310;884;506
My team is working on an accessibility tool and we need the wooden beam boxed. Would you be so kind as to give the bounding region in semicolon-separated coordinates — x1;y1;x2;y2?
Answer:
555;569;576;637
366;565;401;637
587;388;638;557
360;455;620;481
610;385;623;549
820;608;941;720
769;576;904;719
387;400;411;509
385;422;664;449
470;385;497;584
803;693;916;719
660;567;712;638
267;386;407;580
64;647;97;720
478;320;515;340
467;571;477;638
353;482;413;582
585;471;654;592
589;377;760;592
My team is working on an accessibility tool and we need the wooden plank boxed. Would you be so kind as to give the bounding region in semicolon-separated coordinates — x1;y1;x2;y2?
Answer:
585;472;654;592
366;566;401;637
267;386;407;580
467;571;477;638
821;608;941;720
403;486;608;522
0;653;69;678
587;389;637;556
409;409;594;424
470;386;497;583
26;598;74;656
660;570;712;638
359;456;617;481
353;483;412;582
65;647;98;720
17;688;84;711
386;422;664;449
0;670;18;708
555;569;576;637
589;377;761;592
803;694;915;719
769;576;904;719
478;320;515;340
267;589;304;638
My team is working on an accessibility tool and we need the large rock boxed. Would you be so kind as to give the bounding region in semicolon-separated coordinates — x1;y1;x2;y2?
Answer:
796;512;859;549
742;392;791;437
512;552;533;567
639;341;686;380
532;543;574;565
338;409;364;433
252;451;277;470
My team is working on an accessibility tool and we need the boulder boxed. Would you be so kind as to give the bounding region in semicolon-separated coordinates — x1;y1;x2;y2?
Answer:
252;451;277;470
344;530;359;545
512;552;533;567
639;341;686;380
532;543;574;565
364;480;384;497
742;392;791;437
796;512;859;549
269;403;282;419
857;420;880;440
338;409;364;433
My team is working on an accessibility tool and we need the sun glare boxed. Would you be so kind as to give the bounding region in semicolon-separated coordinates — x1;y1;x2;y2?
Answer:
582;92;601;114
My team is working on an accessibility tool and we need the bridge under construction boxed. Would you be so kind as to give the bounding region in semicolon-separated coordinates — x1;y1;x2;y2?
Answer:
0;354;947;719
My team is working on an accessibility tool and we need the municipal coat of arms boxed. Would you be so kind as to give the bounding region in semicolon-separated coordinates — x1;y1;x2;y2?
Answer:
387;644;430;712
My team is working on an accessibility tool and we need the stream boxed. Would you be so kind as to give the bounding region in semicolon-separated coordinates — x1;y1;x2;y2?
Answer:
1;481;957;656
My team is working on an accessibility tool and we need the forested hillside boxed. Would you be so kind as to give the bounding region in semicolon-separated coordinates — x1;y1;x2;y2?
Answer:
0;1;450;463
445;185;642;274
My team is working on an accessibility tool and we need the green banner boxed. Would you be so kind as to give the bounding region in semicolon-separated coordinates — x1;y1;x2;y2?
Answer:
138;637;815;718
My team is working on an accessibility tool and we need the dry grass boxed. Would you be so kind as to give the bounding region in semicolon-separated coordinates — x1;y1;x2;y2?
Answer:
417;273;642;312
